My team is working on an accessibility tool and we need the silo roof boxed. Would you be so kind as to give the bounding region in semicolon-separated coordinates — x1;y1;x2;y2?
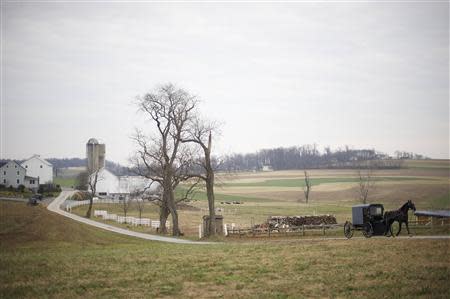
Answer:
87;138;99;144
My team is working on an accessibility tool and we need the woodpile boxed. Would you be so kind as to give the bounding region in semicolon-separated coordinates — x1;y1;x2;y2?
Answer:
265;215;337;228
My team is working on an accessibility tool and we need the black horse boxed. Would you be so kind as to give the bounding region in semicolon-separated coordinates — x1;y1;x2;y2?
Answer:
384;200;416;236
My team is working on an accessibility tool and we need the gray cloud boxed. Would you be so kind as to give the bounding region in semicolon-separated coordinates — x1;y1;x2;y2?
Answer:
2;2;448;163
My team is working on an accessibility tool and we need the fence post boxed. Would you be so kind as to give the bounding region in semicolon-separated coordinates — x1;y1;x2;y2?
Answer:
302;225;305;236
198;224;202;239
322;224;325;236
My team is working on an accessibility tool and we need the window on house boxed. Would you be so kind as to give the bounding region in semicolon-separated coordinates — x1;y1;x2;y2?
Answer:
16;179;20;184
25;165;28;168
17;171;19;175
3;171;5;175
40;165;43;168
30;180;34;184
15;165;17;168
3;179;5;184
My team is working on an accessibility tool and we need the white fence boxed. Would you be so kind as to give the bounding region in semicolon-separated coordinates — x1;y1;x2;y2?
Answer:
64;198;122;212
64;198;173;229
92;209;169;228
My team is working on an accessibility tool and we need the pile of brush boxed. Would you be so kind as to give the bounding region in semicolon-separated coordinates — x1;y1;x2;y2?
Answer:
266;215;337;227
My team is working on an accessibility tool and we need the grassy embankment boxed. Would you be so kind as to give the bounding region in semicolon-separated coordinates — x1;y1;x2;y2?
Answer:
1;201;449;298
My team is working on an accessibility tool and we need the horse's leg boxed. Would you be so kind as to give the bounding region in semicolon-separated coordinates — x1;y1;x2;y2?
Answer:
384;218;389;235
396;221;402;236
406;220;411;235
385;217;392;236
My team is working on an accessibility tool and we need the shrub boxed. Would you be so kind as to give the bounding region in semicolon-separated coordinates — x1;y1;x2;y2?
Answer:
70;191;91;201
38;184;62;194
17;184;26;193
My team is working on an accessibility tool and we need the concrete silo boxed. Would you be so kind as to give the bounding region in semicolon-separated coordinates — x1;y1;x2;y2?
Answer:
86;138;105;173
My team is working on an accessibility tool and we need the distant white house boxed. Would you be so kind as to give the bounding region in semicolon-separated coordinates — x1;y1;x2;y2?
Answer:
90;168;159;199
21;155;53;184
0;161;39;190
261;165;273;172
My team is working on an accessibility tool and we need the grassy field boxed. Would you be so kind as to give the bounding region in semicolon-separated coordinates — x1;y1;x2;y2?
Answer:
224;176;435;188
54;167;85;188
1;201;449;298
2;161;448;297
54;177;77;188
70;161;449;237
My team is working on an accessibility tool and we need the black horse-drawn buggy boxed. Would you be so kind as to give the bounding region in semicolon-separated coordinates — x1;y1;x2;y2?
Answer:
344;201;416;238
344;204;391;238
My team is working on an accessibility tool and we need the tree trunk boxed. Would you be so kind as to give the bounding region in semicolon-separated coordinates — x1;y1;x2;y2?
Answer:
86;197;93;218
168;190;181;236
206;172;216;236
205;135;216;237
159;204;169;234
159;187;171;234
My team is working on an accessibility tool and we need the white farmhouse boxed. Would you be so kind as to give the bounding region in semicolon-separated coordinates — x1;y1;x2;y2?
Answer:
91;168;159;199
0;161;39;190
21;155;53;184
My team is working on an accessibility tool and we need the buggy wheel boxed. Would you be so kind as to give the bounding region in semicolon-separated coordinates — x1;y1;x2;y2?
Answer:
344;221;353;239
362;223;373;238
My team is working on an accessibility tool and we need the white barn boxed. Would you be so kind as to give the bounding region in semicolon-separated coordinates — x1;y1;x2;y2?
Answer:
21;155;53;184
91;168;159;199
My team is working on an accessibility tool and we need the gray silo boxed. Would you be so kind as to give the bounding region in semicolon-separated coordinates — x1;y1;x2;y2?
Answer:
86;138;105;173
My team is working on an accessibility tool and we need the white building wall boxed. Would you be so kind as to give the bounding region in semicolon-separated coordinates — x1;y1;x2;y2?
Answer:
0;161;27;188
24;176;39;190
21;155;53;184
90;168;158;198
92;168;120;195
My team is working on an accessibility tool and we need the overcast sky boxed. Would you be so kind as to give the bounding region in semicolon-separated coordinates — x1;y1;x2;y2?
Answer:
1;1;449;164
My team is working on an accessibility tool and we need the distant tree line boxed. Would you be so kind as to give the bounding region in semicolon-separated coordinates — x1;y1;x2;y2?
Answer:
218;145;429;172
0;147;429;175
46;158;132;176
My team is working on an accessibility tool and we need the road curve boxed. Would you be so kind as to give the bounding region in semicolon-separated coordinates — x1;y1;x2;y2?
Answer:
47;190;214;245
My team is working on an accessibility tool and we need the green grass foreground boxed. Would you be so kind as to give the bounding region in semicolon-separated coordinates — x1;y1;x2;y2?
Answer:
1;201;449;298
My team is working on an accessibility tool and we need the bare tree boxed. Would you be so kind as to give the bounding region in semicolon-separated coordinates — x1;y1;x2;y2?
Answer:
75;171;89;191
86;169;101;218
132;83;196;236
121;196;132;218
135;198;145;222
130;184;155;223
302;170;312;203
357;164;375;204
182;117;221;236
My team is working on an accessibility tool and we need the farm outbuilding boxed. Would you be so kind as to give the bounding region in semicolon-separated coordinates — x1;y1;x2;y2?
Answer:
21;155;53;184
414;210;450;225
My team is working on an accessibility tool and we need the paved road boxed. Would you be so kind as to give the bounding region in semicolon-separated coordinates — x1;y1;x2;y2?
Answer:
47;191;214;245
